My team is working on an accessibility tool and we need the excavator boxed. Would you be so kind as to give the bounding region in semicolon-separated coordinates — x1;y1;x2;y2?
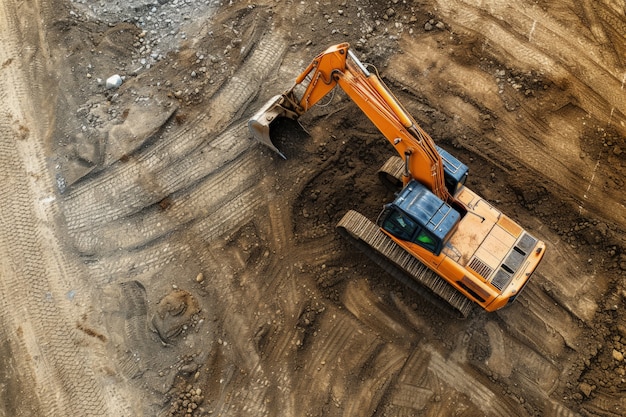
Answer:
249;43;545;316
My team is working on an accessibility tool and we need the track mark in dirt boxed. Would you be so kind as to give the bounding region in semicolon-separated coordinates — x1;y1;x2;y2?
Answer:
62;15;285;227
426;345;523;416
343;279;417;340
0;0;134;415
431;0;626;228
76;321;108;342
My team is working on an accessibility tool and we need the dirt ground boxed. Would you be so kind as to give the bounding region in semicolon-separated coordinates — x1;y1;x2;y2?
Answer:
1;0;625;416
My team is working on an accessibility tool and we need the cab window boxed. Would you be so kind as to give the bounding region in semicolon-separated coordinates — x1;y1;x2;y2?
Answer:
382;209;418;241
416;229;437;251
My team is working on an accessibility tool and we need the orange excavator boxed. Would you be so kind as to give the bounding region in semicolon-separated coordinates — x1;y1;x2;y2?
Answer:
249;43;545;316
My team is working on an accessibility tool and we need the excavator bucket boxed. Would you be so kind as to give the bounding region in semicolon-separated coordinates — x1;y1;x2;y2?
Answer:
248;94;299;159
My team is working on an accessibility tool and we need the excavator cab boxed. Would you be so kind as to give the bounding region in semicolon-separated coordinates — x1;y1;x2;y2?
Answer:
377;180;461;256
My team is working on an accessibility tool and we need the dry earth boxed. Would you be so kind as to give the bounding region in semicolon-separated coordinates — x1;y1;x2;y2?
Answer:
0;0;625;416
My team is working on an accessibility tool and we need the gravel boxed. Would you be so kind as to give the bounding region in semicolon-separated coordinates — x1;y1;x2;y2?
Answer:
70;0;220;70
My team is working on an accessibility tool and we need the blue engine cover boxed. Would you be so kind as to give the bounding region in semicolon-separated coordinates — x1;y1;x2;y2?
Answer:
435;145;468;195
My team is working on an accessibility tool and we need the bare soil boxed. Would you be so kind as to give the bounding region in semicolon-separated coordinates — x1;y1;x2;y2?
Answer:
1;0;625;416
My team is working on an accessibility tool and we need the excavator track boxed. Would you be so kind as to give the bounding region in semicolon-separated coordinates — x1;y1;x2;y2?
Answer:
337;210;474;318
377;156;404;191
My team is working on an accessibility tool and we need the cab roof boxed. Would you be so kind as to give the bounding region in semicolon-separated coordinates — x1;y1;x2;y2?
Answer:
393;180;461;240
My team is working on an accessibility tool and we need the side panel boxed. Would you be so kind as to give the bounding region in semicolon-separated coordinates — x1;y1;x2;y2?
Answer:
383;231;500;309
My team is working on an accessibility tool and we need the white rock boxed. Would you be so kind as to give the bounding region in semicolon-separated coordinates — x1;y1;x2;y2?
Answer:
105;74;123;89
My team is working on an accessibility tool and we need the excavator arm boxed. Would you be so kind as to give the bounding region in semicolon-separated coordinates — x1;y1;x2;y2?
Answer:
249;43;452;202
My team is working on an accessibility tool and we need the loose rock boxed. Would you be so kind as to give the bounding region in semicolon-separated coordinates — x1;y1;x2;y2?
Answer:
105;74;123;90
579;382;594;397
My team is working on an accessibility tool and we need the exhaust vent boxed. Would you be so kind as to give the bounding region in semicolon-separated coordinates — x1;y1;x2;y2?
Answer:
516;233;537;254
491;269;513;291
468;257;493;278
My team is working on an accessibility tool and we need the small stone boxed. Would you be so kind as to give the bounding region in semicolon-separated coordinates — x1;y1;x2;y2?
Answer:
579;382;593;397
424;22;433;31
435;21;445;30
196;273;204;283
612;349;624;362
105;74;123;89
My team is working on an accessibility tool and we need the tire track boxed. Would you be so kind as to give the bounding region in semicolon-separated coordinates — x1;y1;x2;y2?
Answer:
596;0;626;41
291;312;382;412
389;349;433;410
479;320;560;393
437;0;626;131
0;1;134;415
62;32;287;230
582;390;626;417
388;52;527;175
71;142;261;254
343;279;415;340
85;238;190;285
307;314;378;374
402;0;626;227
499;280;581;356
426;345;523;416
342;344;408;416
